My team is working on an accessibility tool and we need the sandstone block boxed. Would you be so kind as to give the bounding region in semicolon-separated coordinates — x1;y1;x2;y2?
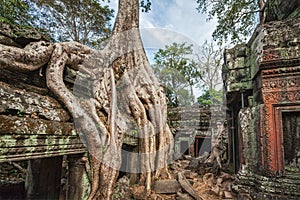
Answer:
152;179;179;194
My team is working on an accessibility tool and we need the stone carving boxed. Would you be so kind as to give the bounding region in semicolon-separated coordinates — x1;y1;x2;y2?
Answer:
223;4;300;198
262;77;300;91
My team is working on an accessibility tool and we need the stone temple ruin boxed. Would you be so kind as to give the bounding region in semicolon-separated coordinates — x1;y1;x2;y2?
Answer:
1;0;300;199
223;0;300;198
0;24;89;199
168;105;225;159
0;13;226;198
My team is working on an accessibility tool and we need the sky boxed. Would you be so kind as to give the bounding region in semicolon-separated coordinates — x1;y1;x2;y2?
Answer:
104;0;218;64
103;0;220;99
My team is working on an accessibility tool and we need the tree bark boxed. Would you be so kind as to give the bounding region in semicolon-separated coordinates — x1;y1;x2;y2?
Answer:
0;0;173;199
107;0;174;194
258;0;266;24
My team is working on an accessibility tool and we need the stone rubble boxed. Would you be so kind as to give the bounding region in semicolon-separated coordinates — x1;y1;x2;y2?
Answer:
113;155;236;200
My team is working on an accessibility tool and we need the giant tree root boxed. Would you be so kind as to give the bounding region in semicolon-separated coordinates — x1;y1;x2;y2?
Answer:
0;0;174;199
178;172;204;200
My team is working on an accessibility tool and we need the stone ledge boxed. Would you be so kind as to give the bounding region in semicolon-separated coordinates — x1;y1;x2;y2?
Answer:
0;115;75;136
0;115;86;162
0;81;70;122
234;170;300;198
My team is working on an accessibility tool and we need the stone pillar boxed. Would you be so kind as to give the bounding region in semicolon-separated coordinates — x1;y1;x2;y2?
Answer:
67;154;90;200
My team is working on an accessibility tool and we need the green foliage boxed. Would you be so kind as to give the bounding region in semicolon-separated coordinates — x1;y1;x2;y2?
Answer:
153;64;191;107
197;89;222;106
29;0;114;48
0;0;150;47
17;110;24;117
0;0;114;48
196;0;261;44
140;0;151;12
101;144;106;153
153;42;198;107
131;130;137;136
0;0;33;26
113;193;121;199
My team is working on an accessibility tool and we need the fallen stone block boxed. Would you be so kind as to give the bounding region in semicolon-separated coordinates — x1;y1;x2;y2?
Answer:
152;179;179;194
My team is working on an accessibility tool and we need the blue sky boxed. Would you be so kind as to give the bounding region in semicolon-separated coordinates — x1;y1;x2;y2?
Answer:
140;1;216;44
103;0;221;99
105;0;217;64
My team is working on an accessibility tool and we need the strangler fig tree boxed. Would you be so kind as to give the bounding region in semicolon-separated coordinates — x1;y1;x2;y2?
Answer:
0;0;174;199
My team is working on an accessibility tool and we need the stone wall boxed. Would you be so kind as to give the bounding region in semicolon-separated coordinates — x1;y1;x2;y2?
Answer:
168;105;226;157
223;8;300;199
0;24;86;163
265;0;300;22
0;23;91;199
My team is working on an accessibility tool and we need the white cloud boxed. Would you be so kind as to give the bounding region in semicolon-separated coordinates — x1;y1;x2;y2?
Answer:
140;0;217;45
104;1;218;58
140;16;155;28
141;28;194;48
104;0;217;46
102;0;219;97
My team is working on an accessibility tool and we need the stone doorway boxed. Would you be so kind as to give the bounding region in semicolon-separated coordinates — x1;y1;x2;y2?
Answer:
194;137;211;157
180;141;190;155
282;111;300;174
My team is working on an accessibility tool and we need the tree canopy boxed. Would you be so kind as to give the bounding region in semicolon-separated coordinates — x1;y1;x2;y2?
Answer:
0;0;154;48
140;0;151;12
153;42;199;107
30;0;114;48
0;0;34;25
197;89;222;106
196;0;266;44
0;0;114;48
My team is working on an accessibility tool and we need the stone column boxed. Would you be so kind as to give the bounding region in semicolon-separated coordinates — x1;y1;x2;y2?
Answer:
67;153;90;200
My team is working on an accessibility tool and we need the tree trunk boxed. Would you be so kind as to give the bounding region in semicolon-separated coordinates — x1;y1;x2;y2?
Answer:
258;0;266;24
190;84;194;104
107;0;174;194
0;0;173;199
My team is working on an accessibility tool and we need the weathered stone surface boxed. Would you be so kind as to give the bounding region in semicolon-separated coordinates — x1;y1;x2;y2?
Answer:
0;69;49;95
168;105;226;157
0;23;49;47
223;44;252;93
249;18;300;77
152;179;179;194
0;81;70;122
265;0;300;22
0;115;74;136
0;115;85;162
223;7;300;199
235;170;300;198
0;35;21;48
